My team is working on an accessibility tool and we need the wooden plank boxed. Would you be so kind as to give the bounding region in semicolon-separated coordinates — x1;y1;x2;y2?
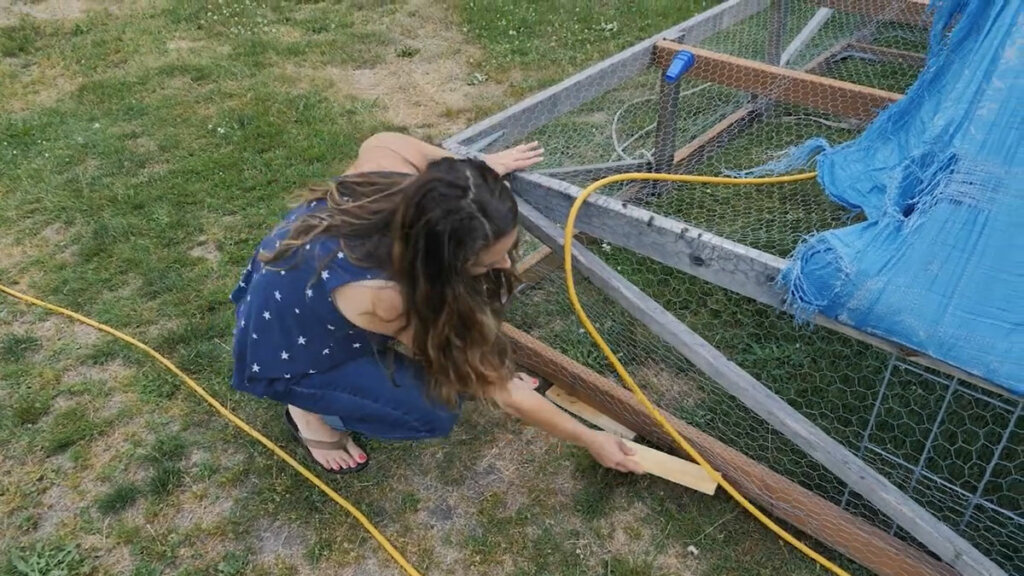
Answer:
673;105;764;169
847;42;927;66
503;323;960;576
623;439;718;495
444;0;771;150
803;39;854;73
812;0;930;26
781;7;834;66
545;385;638;440
653;41;901;121
512;171;1012;399
515;246;556;285
513;199;1006;576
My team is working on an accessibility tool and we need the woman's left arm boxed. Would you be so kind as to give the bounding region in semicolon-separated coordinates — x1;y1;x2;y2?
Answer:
491;374;645;474
348;132;543;176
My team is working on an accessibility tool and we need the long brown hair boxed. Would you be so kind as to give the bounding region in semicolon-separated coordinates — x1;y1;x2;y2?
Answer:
261;158;519;406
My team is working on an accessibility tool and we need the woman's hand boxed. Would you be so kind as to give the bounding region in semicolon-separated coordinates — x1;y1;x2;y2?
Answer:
584;431;645;474
483;142;544;176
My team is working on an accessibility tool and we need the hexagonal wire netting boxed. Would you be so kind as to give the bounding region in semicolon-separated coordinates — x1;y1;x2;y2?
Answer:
446;1;1021;575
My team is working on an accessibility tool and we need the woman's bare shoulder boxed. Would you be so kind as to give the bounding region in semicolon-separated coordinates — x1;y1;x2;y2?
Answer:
331;280;405;336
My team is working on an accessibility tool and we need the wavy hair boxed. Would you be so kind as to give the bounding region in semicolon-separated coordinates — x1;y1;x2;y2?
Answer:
261;158;519;407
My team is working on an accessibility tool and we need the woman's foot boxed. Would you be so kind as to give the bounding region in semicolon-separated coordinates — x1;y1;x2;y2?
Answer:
287;405;367;472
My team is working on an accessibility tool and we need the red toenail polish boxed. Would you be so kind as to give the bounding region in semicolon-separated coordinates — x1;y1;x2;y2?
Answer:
357;454;367;462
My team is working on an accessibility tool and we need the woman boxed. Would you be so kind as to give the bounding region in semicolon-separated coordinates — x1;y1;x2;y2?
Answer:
230;132;642;476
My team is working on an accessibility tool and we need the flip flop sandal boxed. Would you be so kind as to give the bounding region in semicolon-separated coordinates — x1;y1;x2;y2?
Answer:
284;408;369;474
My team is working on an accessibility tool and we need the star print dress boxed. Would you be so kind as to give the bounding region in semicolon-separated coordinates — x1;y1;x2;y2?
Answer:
229;198;459;441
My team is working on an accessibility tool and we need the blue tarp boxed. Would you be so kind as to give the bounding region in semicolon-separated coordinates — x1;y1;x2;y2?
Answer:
735;0;1023;394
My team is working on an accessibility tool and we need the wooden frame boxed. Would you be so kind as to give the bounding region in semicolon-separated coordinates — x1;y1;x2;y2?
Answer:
503;324;959;576
653;41;901;121
507;196;1007;576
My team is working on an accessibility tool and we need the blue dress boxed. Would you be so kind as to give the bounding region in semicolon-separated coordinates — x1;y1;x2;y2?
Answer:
229;198;459;440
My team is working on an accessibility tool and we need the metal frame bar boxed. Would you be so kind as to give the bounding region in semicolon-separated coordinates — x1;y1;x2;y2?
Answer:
444;0;772;151
767;0;790;65
840;353;898;510
896;379;960;534
863;444;1024;527
649;76;682;198
959;403;1022;531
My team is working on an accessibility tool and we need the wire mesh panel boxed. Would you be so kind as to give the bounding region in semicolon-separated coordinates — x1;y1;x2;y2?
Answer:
449;1;1020;574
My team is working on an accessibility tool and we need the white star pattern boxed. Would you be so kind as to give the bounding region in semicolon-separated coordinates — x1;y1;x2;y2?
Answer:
284;373;291;379
239;281;246;288
252;333;258;339
280;270;285;275
305;288;313;298
274;291;282;301
321;270;330;281
322;348;331;355
294;308;300;314
305;244;310;250
246;263;252;271
263;311;271;320
240;319;246;328
337;251;345;259
280;351;290;360
251;363;260;373
298;336;306;345
353;343;362;349
275;240;281;248
308;369;317;374
327;324;335;331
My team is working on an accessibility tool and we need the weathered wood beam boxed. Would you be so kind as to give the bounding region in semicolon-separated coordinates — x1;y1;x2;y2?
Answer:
513;198;1007;576
812;0;930;26
653;41;902;120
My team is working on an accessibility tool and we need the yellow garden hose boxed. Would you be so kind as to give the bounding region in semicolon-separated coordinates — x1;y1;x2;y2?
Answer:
563;171;853;576
0;283;424;576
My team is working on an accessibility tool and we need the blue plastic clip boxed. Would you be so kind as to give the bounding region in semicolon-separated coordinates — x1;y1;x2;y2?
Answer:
664;50;696;84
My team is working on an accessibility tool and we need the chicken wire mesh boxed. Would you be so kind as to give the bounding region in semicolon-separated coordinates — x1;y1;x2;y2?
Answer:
450;1;1021;574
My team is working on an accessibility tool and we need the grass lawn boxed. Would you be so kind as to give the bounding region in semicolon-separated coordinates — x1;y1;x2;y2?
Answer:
1;1;872;575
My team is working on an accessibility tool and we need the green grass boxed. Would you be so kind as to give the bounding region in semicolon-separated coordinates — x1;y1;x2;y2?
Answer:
96;483;143;516
456;0;723;96
5;542;93;576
